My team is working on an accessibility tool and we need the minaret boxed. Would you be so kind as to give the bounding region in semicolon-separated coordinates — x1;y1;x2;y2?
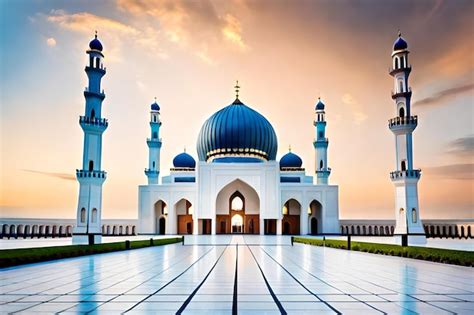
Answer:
388;31;425;239
145;98;162;184
313;98;331;184
73;32;107;245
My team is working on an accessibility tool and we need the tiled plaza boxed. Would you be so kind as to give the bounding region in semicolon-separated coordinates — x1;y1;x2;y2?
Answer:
1;236;473;314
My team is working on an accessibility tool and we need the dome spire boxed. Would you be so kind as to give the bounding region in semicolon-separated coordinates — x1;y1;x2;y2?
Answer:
288;144;292;152
95;30;98;39
398;29;401;37
235;80;240;99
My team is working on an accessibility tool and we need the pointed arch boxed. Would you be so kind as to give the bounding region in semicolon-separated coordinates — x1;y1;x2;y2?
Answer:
175;198;193;234
308;199;322;235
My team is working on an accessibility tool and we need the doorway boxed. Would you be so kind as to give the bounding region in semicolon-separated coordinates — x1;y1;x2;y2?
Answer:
159;217;166;235
311;218;318;235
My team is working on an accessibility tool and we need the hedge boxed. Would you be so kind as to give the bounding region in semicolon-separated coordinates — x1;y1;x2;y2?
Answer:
0;237;183;268
293;237;474;267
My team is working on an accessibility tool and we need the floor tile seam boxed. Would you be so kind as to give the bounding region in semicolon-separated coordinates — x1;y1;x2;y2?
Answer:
175;245;230;315
246;245;287;315
120;246;217;313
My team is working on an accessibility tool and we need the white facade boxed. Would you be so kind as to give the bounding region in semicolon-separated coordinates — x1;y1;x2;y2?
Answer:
138;94;339;235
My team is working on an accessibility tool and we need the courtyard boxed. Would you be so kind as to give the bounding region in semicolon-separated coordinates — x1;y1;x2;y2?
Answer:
0;236;473;314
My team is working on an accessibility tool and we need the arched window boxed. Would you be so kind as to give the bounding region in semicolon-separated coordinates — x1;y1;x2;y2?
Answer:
80;208;86;223
395;57;399;69
231;196;243;211
153;131;157;139
400;56;404;68
399;80;404;93
319;160;323;169
318;131;323;138
92;208;97;223
91;109;95;119
399;107;405;117
412;208;417;223
401;160;406;171
152;161;155;168
89;56;94;67
89;160;94;171
95;57;100;68
153;116;157;122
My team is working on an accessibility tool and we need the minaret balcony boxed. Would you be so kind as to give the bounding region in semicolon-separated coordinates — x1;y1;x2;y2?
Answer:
79;116;108;131
391;88;412;100
390;169;421;181
84;88;106;100
76;169;107;179
388;115;417;134
389;65;411;76
147;137;162;148
85;66;106;75
316;168;331;175
313;138;329;148
144;169;159;177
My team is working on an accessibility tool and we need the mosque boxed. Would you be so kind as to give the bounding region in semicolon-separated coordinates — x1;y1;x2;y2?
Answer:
71;31;425;241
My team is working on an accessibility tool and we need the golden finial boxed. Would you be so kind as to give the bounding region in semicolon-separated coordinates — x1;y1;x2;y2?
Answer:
95;30;98;39
398;29;401;37
289;144;292;152
154;96;157;103
234;80;240;99
184;146;186;153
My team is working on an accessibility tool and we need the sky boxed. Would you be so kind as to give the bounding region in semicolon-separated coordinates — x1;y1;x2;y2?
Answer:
0;0;473;220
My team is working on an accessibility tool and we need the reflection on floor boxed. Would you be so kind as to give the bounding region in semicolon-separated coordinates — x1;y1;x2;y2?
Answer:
1;235;473;314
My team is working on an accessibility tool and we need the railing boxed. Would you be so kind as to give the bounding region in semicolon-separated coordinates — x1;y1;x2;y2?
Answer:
389;65;411;75
147;137;162;142
388;115;417;128
390;169;421;180
76;169;107;179
391;87;412;98
79;116;108;127
316;167;331;173
84;87;105;94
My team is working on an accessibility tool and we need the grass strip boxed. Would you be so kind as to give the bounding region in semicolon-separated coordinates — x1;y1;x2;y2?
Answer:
0;237;182;268
293;237;474;267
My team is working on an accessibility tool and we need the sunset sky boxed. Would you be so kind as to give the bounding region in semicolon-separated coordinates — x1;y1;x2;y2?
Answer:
1;0;473;220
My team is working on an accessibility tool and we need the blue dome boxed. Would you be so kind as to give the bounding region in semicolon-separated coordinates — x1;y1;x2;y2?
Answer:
89;34;103;51
197;98;278;162
393;34;408;51
280;151;303;168
151;101;160;111
315;99;325;110
173;152;196;168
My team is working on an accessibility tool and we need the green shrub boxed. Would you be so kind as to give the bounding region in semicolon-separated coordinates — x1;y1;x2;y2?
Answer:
0;237;182;268
293;237;474;267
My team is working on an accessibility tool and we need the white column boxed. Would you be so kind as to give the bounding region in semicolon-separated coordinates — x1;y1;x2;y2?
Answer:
300;212;308;235
211;218;216;235
260;218;265;235
276;219;282;235
193;217;199;235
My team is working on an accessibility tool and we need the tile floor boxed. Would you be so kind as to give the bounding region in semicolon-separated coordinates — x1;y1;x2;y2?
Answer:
0;235;473;314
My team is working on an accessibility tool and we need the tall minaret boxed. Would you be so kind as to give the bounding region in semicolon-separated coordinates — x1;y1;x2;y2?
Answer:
388;32;425;238
313;98;331;184
145;98;162;184
72;32;107;245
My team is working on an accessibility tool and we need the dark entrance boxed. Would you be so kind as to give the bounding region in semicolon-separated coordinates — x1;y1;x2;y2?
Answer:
311;218;318;235
283;221;290;235
186;222;193;234
264;219;277;235
159;217;166;235
202;219;211;234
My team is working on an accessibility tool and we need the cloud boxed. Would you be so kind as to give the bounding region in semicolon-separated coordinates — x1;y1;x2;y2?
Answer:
46;37;56;46
44;9;166;61
446;135;474;157
22;169;75;181
423;163;474;180
341;93;368;125
116;0;249;60
413;83;474;107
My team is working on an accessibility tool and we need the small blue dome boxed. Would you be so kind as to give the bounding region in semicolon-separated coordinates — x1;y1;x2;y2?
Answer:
315;99;325;110
151;102;160;111
173;152;196;168
89;34;103;51
393;34;408;51
280;151;303;168
197;98;278;162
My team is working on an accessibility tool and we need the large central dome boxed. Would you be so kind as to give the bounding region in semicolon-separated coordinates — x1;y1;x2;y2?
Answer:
197;98;278;162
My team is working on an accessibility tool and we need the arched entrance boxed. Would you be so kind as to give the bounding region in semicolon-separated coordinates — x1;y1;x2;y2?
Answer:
215;179;260;234
159;217;166;235
154;200;167;234
281;199;301;235
311;218;318;235
309;200;322;235
175;198;193;235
